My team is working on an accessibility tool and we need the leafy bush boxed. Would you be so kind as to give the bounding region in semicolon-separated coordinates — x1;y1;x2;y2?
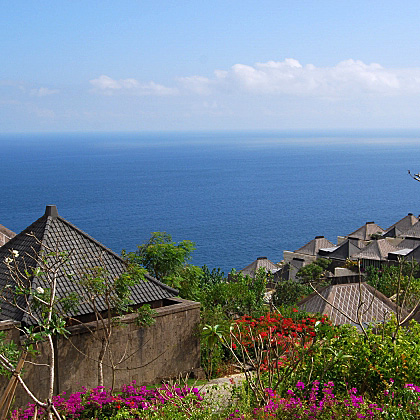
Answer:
230;380;420;419
365;263;420;309
296;258;331;285
12;381;206;420
294;316;420;399
273;280;312;307
12;379;420;419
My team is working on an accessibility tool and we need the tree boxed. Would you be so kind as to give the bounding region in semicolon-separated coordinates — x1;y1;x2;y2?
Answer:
0;236;155;417
134;232;195;282
272;280;312;307
71;258;151;390
366;262;420;310
296;258;331;285
0;236;74;419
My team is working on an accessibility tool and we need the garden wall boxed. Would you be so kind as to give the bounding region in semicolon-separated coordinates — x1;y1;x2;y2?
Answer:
1;297;201;408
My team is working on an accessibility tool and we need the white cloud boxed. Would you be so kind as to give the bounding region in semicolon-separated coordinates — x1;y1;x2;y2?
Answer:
30;87;59;97
179;59;420;98
89;75;178;96
178;75;213;95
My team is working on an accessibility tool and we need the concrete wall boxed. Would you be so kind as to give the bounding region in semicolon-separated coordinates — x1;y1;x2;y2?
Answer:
283;250;316;265
1;298;201;408
0;225;15;247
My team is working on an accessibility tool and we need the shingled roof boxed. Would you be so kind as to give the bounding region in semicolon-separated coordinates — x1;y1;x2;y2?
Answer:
319;238;364;261
240;257;280;278
298;282;403;326
385;213;419;236
347;222;385;241
402;221;420;239
352;239;402;261
0;224;16;247
294;236;336;256
0;205;178;324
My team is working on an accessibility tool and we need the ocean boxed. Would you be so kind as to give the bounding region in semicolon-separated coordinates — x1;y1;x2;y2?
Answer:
1;130;420;273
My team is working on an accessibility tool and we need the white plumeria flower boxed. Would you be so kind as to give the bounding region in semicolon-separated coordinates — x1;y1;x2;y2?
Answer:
4;257;12;264
12;250;19;257
36;287;45;294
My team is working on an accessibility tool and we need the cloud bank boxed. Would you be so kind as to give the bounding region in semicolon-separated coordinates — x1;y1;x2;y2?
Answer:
179;59;420;98
90;59;420;99
89;75;178;96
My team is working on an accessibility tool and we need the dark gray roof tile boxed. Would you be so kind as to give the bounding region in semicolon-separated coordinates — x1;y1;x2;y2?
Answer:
0;206;178;324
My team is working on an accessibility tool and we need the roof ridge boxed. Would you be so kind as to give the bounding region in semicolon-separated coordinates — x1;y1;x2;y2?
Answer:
39;215;53;253
0;215;45;253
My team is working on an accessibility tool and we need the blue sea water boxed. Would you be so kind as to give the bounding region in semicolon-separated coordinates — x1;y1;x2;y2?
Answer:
1;131;420;273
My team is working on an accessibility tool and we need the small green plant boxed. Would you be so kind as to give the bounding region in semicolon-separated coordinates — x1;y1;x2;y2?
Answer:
135;304;157;327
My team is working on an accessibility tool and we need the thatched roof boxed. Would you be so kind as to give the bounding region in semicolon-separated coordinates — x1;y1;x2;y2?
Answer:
294;236;335;256
240;257;280;278
347;222;384;241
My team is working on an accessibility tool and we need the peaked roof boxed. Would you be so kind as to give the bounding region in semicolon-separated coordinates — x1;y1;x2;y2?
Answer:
347;222;384;241
386;213;419;235
402;221;420;239
294;236;335;256
382;226;404;239
0;224;16;247
320;238;364;261
240;257;280;277
352;239;402;261
298;282;403;325
0;206;178;324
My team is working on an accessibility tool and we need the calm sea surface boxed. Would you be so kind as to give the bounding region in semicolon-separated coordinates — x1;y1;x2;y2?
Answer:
1;131;420;273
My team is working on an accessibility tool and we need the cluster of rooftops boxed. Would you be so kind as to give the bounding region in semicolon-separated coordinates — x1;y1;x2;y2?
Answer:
241;213;420;281
240;213;420;326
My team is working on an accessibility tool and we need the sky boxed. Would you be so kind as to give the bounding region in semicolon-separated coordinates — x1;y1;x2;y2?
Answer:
1;1;420;133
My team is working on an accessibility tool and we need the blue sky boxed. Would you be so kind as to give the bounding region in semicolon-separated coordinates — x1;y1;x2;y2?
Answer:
2;1;420;132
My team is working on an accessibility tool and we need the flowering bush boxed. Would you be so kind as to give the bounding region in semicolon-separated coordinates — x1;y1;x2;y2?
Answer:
229;380;420;419
294;317;420;398
12;381;205;419
11;379;420;419
223;312;330;404
231;312;329;359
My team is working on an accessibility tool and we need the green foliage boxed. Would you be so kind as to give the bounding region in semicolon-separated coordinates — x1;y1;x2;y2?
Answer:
200;265;225;288
201;324;229;379
134;232;195;281
0;331;19;377
273;280;312;307
135;304;157;328
293;317;420;399
296;258;331;284
366;263;420;309
165;264;203;301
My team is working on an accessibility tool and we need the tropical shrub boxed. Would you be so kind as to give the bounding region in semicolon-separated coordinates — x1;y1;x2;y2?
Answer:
291;316;420;399
12;381;206;420
272;280;312;307
230;380;420;419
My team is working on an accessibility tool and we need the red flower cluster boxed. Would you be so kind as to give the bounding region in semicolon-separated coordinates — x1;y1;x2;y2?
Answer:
230;312;329;371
